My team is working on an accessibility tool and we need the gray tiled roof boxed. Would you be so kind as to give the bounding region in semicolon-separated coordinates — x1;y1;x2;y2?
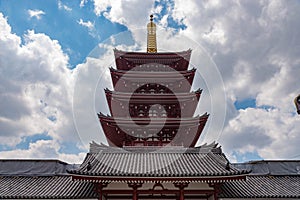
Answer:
0;154;299;198
0;159;76;176
0;175;97;199
232;160;300;175
221;175;300;198
220;160;300;198
68;144;248;178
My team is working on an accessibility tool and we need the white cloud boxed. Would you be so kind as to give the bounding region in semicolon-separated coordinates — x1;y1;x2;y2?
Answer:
92;0;155;29
80;0;88;8
203;0;221;9
0;13;81;156
58;0;72;12
202;22;227;45
28;9;45;20
169;0;300;160
77;19;100;39
93;0;112;16
77;18;94;30
221;107;300;160
0;140;86;163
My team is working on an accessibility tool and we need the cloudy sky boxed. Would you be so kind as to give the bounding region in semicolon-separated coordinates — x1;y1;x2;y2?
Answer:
0;0;300;163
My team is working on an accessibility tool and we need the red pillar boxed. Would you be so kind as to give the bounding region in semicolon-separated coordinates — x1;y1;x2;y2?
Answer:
128;183;143;200
179;188;184;200
133;188;138;200
174;182;189;200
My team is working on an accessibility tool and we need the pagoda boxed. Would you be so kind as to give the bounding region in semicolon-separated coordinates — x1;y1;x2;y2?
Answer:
69;15;249;200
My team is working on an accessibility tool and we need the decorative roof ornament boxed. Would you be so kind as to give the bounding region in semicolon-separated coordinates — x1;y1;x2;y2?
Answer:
147;14;157;53
294;94;300;114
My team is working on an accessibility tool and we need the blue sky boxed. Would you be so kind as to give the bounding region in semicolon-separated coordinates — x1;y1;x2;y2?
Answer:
0;0;300;163
0;0;127;67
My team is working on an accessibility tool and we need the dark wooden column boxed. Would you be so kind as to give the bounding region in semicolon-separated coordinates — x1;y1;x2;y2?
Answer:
95;183;108;200
174;182;189;200
209;183;221;200
128;183;143;200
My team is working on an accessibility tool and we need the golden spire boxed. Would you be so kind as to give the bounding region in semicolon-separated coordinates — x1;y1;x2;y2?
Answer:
147;14;157;53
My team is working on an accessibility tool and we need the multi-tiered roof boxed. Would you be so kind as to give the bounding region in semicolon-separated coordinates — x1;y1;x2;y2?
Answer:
99;46;208;147
99;18;208;148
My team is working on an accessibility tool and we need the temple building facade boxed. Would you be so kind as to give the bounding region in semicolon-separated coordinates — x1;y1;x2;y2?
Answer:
0;16;299;199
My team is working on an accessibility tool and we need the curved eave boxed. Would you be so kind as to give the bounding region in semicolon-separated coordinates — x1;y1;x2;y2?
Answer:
98;113;209;147
105;90;201;118
105;89;201;101
70;174;247;183
110;68;196;87
114;48;192;59
98;113;209;126
110;68;196;76
114;49;191;71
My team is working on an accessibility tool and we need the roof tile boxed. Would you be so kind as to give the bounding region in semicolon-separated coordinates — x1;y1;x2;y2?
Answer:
69;145;247;178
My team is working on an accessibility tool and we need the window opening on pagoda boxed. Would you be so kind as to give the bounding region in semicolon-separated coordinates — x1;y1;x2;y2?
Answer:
138;110;145;117
161;109;167;117
149;109;158;117
164;134;169;141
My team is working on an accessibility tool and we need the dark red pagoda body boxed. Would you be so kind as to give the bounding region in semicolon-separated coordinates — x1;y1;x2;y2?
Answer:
98;48;209;148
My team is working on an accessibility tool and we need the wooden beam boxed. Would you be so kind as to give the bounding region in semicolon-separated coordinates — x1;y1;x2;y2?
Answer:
102;189;215;195
94;183;108;200
71;174;247;183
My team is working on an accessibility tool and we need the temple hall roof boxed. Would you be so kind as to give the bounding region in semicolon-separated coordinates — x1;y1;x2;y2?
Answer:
0;156;299;198
0;175;97;199
0;159;96;199
0;159;75;176
67;142;249;182
221;175;300;198
221;160;300;198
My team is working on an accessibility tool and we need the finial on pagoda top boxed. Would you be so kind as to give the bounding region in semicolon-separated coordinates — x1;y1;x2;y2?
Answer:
150;14;154;21
147;14;157;53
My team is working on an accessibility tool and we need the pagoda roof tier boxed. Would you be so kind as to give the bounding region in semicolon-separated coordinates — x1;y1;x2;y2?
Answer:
98;113;209;147
68;142;249;182
110;68;195;91
105;89;201;118
114;49;191;71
